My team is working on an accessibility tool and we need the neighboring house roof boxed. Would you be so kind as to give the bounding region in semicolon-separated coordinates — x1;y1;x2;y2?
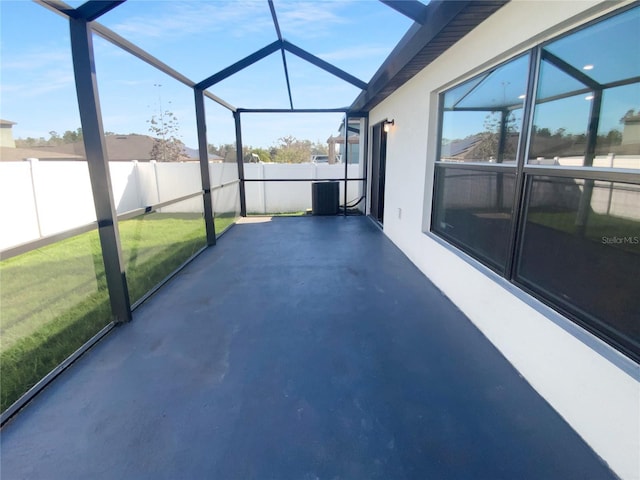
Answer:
24;134;158;161
440;135;482;158
105;134;157;161
0;119;17;126
0;146;84;161
18;134;215;161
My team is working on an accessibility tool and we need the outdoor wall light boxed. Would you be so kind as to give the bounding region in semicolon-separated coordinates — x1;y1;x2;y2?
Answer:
383;119;395;133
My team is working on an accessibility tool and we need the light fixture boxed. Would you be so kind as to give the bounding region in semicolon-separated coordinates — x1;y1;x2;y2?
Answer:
583;64;594;70
383;119;395;133
518;94;526;100
585;94;594;100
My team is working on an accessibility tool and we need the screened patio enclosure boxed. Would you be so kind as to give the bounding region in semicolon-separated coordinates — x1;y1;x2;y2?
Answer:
1;1;637;478
0;0;506;418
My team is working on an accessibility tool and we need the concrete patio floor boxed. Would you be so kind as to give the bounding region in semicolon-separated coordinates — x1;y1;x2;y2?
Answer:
0;216;615;479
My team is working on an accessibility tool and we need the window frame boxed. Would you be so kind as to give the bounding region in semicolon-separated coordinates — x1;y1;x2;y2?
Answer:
429;3;640;362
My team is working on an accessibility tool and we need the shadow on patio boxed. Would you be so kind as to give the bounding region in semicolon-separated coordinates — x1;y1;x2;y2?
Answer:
0;216;615;479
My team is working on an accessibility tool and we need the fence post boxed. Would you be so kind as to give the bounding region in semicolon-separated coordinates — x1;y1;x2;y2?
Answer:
26;158;43;238
151;160;161;205
131;160;144;209
261;163;267;214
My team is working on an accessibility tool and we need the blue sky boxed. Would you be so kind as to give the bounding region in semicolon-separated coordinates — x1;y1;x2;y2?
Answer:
0;0;415;148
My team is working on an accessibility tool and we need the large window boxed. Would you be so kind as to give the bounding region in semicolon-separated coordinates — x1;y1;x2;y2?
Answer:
433;168;516;271
432;5;640;361
434;53;530;274
517;176;640;350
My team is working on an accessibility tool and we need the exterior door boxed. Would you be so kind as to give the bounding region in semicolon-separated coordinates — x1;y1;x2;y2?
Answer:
370;122;387;224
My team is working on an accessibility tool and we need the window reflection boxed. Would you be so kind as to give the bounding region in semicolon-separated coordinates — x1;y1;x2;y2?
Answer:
456;55;529;110
529;6;640;169
433;6;640;359
543;6;640;86
517;176;640;352
433;167;516;271
594;83;640;169
441;110;522;163
529;93;590;164
535;59;589;101
439;54;528;164
443;74;487;110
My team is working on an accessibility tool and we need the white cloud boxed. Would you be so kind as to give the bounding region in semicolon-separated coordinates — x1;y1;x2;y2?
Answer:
276;1;348;39
1;49;71;71
108;1;353;44
1;70;75;99
28;72;76;97
110;1;273;41
1;46;76;98
318;45;391;62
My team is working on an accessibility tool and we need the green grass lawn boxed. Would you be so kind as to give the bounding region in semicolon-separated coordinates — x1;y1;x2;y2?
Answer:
527;210;639;253
0;212;236;412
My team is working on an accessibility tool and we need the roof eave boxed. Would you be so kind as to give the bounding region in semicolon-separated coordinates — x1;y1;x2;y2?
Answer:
350;0;509;113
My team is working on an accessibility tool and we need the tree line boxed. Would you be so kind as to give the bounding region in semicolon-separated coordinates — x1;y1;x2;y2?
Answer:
208;135;328;164
16;129;330;164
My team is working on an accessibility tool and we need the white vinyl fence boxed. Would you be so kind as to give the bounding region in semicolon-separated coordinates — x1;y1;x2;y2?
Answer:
244;163;362;214
0;160;362;251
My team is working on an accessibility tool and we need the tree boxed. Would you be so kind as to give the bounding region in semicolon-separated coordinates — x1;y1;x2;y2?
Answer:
251;148;271;163
208;137;330;164
15;136;46;148
620;109;637;124
552;127;566;138
47;131;62;146
208;143;236;162
535;127;552;137
605;129;622;144
474;111;518;161
474;112;501;160
62;128;83;143
273;135;313;163
311;140;328;156
15;128;85;148
147;110;189;162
